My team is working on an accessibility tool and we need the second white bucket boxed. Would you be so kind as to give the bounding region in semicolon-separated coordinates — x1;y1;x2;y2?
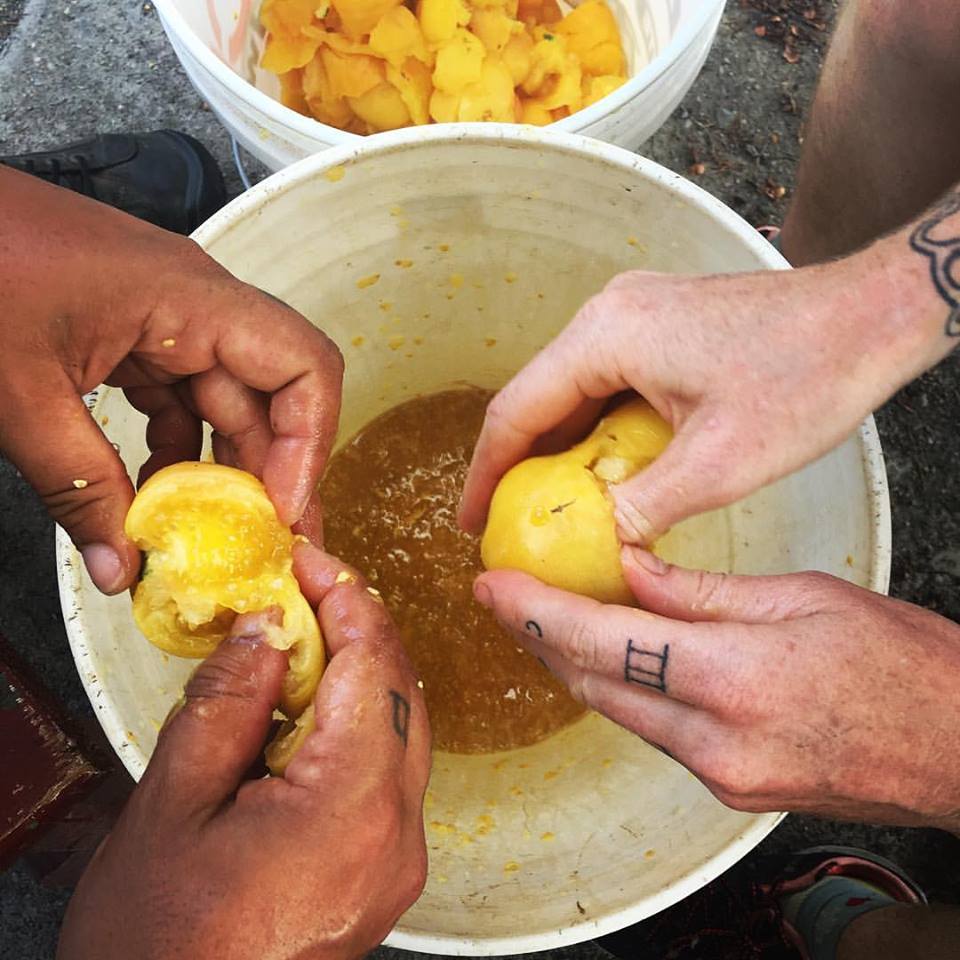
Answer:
153;0;726;170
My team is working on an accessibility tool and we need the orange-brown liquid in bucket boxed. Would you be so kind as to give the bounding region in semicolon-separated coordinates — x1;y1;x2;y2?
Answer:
322;388;586;753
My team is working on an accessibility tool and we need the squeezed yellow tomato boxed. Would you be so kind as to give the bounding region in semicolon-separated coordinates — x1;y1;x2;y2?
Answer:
481;399;672;604
125;462;325;770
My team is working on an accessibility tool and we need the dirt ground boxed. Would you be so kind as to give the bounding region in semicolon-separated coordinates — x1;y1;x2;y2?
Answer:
2;1;960;959
646;0;836;228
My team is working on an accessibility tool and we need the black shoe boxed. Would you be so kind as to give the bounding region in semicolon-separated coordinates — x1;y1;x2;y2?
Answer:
0;130;227;234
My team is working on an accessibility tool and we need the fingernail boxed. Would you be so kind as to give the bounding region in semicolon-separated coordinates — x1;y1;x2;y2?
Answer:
80;543;126;594
612;492;656;544
625;546;667;575
473;579;493;607
229;608;282;646
289;485;313;526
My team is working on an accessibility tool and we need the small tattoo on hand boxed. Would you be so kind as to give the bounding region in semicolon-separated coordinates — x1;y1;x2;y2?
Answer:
389;690;410;746
624;639;669;693
524;620;543;638
909;190;960;337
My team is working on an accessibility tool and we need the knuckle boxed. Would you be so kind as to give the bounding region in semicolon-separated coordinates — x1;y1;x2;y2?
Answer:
315;330;345;376
42;469;128;532
362;792;406;848
563;619;606;672
186;648;261;702
600;269;646;298
571;291;607;330
399;844;429;906
578;288;628;338
697;747;765;800
690;569;730;615
718;763;783;802
709;788;770;814
565;667;596;707
784;570;843;613
484;389;516;434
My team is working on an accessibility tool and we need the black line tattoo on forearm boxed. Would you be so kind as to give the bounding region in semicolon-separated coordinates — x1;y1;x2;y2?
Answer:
624;639;669;692
524;620;543;638
909;189;960;336
389;690;410;746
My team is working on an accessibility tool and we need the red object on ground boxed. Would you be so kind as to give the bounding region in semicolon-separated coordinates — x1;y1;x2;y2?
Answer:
0;635;101;869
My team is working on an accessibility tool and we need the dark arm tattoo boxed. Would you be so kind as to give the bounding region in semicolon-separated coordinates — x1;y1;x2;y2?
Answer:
389;689;410;746
909;189;960;336
524;619;543;638
624;639;669;693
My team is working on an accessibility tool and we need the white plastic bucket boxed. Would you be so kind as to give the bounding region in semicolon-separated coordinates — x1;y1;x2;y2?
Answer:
152;0;726;171
58;127;890;955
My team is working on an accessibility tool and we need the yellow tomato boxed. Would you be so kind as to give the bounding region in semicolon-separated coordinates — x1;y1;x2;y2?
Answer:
536;56;582;111
457;58;516;121
320;47;386;100
553;0;625;76
260;0;326;72
521;33;567;95
501;30;533;85
261;0;321;35
582;72;625;107
387;57;434;125
125;462;324;721
279;68;310;114
519;97;552;125
469;8;520;53
432;28;485;94
349;81;413;130
418;0;471;45
370;7;431;66
481;399;672;604
331;0;404;39
578;39;625;77
262;31;324;73
429;87;460;122
303;54;356;127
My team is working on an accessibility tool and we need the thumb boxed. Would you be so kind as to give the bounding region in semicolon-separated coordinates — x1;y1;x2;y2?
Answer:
621;545;812;624
0;380;140;593
140;609;289;820
610;416;744;544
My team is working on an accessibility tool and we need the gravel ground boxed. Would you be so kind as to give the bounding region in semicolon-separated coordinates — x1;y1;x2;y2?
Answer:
2;1;959;958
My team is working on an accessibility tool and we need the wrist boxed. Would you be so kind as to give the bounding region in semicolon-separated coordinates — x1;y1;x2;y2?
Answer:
868;224;958;373
786;227;955;412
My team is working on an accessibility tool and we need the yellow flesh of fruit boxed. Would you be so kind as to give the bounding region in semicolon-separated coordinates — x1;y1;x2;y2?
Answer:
125;463;325;765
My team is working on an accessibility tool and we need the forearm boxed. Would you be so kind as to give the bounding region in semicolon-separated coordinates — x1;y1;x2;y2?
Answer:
785;182;960;422
867;183;960;374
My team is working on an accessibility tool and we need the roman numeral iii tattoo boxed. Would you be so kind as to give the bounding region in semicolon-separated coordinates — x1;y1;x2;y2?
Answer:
389;689;410;746
624;639;669;693
909;189;960;337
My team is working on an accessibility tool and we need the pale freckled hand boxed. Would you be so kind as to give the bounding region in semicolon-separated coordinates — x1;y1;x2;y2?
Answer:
458;261;931;545
475;546;960;833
